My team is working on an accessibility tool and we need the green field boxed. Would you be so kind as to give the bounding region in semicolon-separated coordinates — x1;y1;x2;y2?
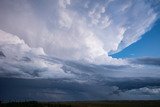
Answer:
1;101;160;107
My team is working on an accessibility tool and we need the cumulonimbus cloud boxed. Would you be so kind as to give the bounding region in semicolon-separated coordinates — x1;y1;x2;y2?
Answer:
1;0;160;102
0;0;158;64
0;29;160;79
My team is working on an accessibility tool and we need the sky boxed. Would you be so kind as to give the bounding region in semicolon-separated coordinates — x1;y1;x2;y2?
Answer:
111;19;160;58
0;0;160;101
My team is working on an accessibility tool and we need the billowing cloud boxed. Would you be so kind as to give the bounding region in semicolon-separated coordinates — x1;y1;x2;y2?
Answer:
0;29;74;79
0;30;46;58
0;0;159;63
0;29;160;79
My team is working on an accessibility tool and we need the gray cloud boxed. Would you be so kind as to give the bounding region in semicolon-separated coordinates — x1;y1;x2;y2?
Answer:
129;57;160;66
124;87;160;95
0;51;5;57
1;77;160;101
0;30;160;79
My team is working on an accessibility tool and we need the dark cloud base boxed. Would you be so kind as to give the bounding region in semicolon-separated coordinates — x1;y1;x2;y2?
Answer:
1;77;160;101
1;55;160;101
130;57;160;66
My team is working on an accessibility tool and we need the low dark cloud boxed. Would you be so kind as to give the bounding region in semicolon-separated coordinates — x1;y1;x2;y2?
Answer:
130;57;160;66
0;52;130;79
1;77;160;101
1;50;160;101
1;53;160;79
0;51;5;57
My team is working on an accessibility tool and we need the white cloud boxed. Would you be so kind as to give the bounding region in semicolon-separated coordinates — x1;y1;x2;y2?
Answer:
58;10;72;29
0;0;158;64
0;30;160;79
0;30;30;58
0;30;46;59
31;47;46;56
140;87;160;94
112;0;157;53
0;30;25;45
0;29;75;79
89;5;106;25
100;16;111;29
59;0;71;9
124;87;160;95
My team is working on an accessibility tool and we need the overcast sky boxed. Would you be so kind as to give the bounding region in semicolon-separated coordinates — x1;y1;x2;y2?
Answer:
0;0;160;101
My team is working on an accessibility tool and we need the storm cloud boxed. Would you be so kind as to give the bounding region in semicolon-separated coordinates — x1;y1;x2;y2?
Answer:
0;0;159;63
0;0;160;101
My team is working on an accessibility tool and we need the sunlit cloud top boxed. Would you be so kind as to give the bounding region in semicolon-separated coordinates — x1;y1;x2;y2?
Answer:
0;0;158;64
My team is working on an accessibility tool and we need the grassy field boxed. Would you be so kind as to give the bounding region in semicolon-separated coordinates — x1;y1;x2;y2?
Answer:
1;101;160;107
